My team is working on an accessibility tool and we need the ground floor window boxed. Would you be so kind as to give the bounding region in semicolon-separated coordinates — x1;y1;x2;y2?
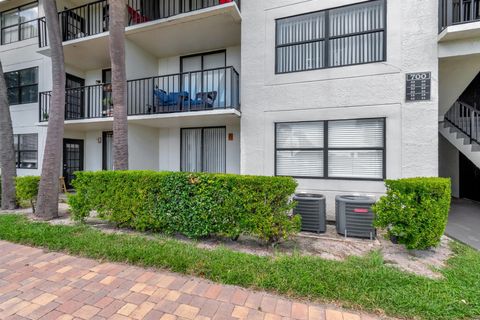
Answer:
181;127;226;173
102;131;114;170
14;133;38;169
275;118;385;180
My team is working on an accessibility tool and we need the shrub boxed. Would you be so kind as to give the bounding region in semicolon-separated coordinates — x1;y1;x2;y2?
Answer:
69;171;300;243
373;177;451;250
15;176;40;213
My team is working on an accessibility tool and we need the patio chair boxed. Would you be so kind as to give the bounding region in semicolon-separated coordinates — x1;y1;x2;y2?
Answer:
127;5;149;25
189;91;218;111
149;88;189;113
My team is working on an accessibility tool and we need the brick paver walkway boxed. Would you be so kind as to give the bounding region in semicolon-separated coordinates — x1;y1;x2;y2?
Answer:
0;241;382;320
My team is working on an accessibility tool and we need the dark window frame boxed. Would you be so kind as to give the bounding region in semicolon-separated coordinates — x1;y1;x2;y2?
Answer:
14;133;38;169
275;0;387;74
5;66;39;105
1;1;38;45
274;117;386;181
180;126;227;173
179;49;227;73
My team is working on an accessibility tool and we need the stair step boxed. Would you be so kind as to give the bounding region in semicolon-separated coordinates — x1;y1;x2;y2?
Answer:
472;143;480;152
456;132;468;140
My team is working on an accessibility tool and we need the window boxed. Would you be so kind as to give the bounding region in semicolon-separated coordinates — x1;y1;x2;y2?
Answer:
14;134;38;169
327;119;385;179
275;118;385;180
181;127;226;173
5;67;38;105
275;0;386;73
276;122;325;177
1;3;38;45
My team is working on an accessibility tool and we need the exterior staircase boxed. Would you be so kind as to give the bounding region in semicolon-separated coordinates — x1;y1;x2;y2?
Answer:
440;101;480;168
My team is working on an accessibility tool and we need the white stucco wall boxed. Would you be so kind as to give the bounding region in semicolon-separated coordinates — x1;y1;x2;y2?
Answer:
126;40;159;80
129;124;160;170
84;131;104;171
0;35;52;177
240;0;439;217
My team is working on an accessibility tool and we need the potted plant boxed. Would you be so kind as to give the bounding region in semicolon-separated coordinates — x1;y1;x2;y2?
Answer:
102;97;113;117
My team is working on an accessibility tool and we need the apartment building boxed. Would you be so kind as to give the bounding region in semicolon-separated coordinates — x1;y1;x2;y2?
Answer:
0;0;478;217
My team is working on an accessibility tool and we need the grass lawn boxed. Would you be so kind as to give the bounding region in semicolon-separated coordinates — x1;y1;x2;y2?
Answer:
0;214;478;320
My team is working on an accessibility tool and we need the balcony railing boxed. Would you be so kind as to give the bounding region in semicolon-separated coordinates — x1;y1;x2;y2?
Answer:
445;100;480;144
38;18;47;47
38;0;240;47
39;66;240;122
440;0;480;31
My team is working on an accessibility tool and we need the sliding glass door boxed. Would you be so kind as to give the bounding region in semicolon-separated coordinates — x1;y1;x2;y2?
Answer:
181;127;226;173
181;51;227;109
102;131;114;170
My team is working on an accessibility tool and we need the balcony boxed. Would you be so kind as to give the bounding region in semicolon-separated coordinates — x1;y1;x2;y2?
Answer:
439;0;480;39
38;0;240;48
39;66;240;124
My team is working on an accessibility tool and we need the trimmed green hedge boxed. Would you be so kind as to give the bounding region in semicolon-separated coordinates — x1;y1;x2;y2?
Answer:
69;171;300;243
16;176;40;213
373;177;451;250
0;175;40;210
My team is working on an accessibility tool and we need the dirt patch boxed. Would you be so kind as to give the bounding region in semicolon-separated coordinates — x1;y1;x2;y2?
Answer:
9;204;453;279
379;235;452;279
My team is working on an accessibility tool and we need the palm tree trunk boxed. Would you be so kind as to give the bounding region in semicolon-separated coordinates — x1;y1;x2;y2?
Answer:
36;0;66;219
0;60;17;210
109;0;129;170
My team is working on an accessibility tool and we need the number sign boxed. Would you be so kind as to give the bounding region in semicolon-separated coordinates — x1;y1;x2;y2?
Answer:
406;72;431;102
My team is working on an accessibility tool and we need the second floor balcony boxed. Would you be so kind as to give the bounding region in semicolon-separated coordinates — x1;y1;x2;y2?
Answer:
440;0;480;31
39;66;240;123
38;0;240;48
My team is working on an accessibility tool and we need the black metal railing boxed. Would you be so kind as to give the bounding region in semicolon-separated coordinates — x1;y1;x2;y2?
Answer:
37;17;48;47
39;66;240;122
445;100;480;144
38;0;240;47
440;0;480;31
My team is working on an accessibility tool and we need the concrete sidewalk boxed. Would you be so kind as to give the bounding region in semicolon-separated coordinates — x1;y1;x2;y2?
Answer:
446;198;480;250
0;241;384;320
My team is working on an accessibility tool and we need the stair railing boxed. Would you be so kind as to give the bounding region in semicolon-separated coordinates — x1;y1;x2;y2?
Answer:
444;100;480;144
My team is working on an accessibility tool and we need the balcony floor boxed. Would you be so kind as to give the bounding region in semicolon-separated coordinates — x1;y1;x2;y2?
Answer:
439;20;480;42
38;108;241;131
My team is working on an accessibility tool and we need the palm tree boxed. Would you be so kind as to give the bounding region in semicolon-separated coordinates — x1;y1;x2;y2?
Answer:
35;0;66;219
109;0;129;170
0;60;17;210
